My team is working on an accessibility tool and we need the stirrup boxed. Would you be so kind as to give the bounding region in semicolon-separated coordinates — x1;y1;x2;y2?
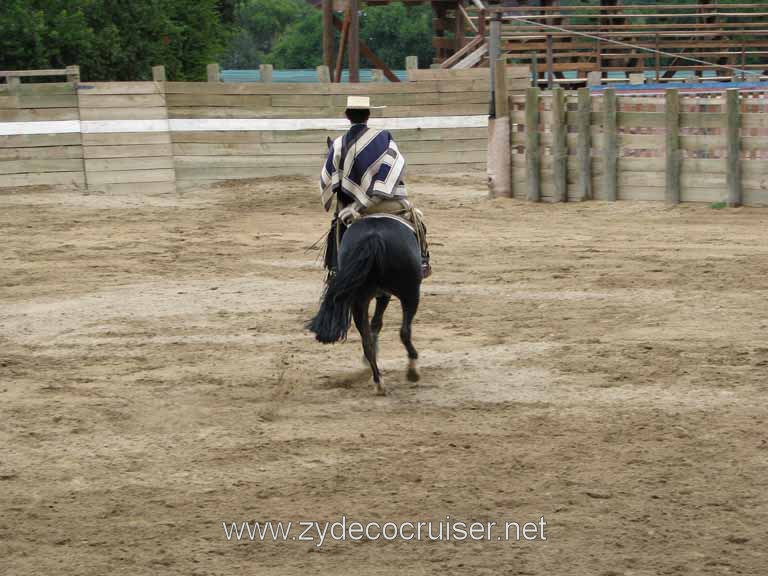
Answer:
421;261;432;279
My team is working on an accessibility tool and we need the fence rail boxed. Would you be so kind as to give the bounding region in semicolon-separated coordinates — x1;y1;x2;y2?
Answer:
502;87;768;206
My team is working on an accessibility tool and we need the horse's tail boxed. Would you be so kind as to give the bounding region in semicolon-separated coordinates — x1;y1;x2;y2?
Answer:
307;232;383;344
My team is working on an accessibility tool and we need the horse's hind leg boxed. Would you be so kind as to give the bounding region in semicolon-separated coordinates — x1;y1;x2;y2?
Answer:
399;291;420;382
352;296;385;395
371;293;391;353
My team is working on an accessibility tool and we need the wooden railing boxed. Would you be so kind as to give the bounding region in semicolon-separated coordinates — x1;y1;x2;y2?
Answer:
458;2;768;83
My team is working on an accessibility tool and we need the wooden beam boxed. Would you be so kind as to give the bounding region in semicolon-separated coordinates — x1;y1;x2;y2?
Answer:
525;87;541;202
576;87;592;201
551;87;567;203
665;89;681;204
726;88;742;207
603;89;618;201
335;8;352;84
322;0;335;77
349;0;360;83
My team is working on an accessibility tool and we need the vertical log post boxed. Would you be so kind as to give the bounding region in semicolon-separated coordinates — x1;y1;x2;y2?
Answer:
665;89;681;204
551;87;567;203
207;63;220;82
454;1;466;53
526;87;541;202
348;0;360;83
66;65;80;84
576;87;593;201
152;65;166;82
488;12;501;116
322;0;335;79
371;69;386;82
488;57;512;198
317;65;331;83
726;88;743;207
259;64;273;83
546;34;555;89
602;88;618;201
406;55;418;72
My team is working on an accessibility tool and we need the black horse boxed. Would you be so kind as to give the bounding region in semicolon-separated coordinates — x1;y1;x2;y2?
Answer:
307;215;422;395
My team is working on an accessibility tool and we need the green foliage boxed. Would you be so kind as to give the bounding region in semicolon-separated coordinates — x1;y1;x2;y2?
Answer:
267;10;324;70
361;3;433;70
0;0;226;81
222;0;309;69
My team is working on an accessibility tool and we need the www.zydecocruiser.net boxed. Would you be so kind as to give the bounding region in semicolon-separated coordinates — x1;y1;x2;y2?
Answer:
223;515;547;546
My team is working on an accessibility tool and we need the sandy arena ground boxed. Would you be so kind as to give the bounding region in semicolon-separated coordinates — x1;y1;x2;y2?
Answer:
1;174;767;575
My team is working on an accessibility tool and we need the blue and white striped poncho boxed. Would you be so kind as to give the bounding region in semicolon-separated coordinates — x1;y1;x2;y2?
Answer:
320;124;407;213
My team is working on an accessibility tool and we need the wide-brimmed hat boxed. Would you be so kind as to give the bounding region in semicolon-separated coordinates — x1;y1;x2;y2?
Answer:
345;96;386;110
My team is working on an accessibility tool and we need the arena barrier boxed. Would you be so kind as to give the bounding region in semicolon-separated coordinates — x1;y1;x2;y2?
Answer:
489;84;768;207
0;66;529;194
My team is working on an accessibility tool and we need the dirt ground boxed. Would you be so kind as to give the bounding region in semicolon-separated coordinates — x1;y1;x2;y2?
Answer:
1;174;767;575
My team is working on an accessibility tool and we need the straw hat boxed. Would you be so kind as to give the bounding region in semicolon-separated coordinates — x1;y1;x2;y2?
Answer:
345;96;386;110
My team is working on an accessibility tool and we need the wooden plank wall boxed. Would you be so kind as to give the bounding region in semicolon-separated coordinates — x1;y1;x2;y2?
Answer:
510;89;768;206
165;78;505;186
79;82;176;194
0;82;85;188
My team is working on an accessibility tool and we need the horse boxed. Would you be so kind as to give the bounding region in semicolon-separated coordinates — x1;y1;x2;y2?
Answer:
306;214;422;396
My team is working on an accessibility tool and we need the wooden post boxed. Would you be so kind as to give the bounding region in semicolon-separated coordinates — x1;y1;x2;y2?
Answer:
371;69;386;82
576;88;592;201
587;71;602;87
489;13;501;116
66;65;80;84
322;0;335;78
348;0;360;82
207;63;220;82
7;76;20;94
488;58;512;198
726;89;742;207
152;65;166;82
406;55;418;71
665;89;681;204
602;88;618;201
259;64;273;83
336;8;352;83
655;34;661;82
454;1;466;53
530;52;538;88
551;87;567;203
478;9;486;39
546;34;554;89
317;65;331;83
525;87;541;202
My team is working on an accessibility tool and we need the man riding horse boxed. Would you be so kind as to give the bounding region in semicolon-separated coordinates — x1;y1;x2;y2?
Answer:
320;96;431;279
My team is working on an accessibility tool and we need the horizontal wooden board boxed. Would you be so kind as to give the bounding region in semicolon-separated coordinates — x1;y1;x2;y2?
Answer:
0;133;81;148
164;80;502;96
0;171;85;187
166;94;271;108
84;144;173;159
408;67;529;81
77;82;161;95
0;82;76;96
176;165;318;180
0;108;78;122
86;168;175;185
94;181;178;195
0;158;84;175
78;94;166;108
0;146;83;161
81;132;171;146
79;107;169;121
85;157;174;172
0;94;78;109
174;154;323;168
171;127;489;144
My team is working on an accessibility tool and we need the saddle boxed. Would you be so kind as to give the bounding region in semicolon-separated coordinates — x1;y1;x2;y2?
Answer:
323;198;431;279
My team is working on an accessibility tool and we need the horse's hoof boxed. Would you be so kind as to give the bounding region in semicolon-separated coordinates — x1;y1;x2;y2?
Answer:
374;380;387;396
407;359;420;382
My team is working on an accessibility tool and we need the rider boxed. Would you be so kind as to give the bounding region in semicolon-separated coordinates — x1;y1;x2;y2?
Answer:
320;95;431;279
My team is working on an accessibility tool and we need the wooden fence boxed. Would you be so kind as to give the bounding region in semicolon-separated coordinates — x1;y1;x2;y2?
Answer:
503;87;768;206
0;66;529;193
